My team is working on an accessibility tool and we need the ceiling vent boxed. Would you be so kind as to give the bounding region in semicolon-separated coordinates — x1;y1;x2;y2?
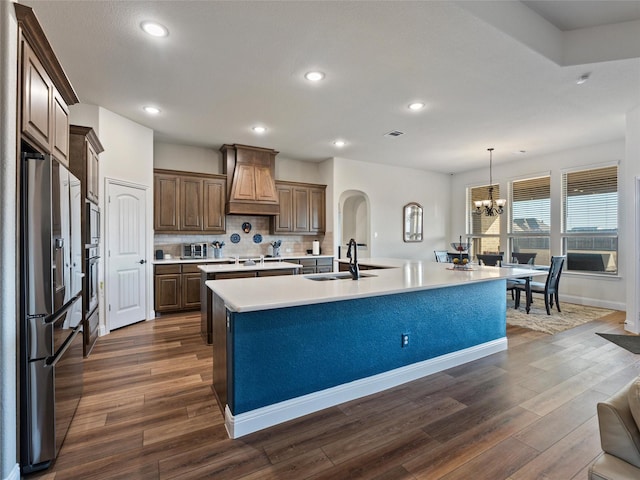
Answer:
384;130;405;137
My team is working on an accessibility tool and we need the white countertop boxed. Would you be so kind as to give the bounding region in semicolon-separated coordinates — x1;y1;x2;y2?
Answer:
206;258;543;313
153;254;334;265
199;261;302;274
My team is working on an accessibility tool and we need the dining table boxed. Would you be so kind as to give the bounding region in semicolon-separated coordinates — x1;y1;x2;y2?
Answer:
503;263;549;313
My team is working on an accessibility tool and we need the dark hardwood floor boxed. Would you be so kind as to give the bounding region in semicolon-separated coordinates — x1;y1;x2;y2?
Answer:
29;309;638;479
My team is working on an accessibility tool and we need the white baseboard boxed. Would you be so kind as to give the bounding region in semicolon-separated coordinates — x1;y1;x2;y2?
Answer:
225;337;508;438
98;324;108;337
4;464;20;480
560;294;625;312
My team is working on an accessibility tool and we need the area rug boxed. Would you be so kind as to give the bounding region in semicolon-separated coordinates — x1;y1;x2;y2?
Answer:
596;333;640;354
505;296;615;335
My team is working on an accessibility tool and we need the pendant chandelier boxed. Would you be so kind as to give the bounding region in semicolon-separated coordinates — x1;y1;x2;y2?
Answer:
473;148;506;216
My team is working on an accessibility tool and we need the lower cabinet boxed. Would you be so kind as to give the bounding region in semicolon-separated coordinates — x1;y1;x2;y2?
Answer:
292;256;334;274
155;264;206;313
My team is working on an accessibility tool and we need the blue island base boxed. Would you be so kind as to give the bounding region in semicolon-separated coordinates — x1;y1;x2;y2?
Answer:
216;279;508;438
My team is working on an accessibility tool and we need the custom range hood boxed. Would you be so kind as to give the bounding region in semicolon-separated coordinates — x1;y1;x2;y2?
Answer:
221;144;280;215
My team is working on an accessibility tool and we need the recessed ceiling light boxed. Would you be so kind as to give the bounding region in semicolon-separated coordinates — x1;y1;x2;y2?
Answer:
576;73;590;85
305;71;325;82
143;106;161;114
252;126;267;134
408;102;425;111
333;140;346;147
141;21;169;37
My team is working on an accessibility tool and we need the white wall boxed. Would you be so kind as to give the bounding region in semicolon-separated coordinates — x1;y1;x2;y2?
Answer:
450;140;627;311
331;157;451;259
154;142;220;174
153;142;323;186
1;1;19;478
69;105;155;330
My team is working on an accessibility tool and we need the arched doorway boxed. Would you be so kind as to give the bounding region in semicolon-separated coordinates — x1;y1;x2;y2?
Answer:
339;190;370;258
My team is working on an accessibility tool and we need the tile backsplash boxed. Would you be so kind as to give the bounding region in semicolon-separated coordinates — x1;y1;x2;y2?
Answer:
154;215;332;258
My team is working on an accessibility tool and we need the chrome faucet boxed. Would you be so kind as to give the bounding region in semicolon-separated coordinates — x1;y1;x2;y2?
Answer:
346;238;360;280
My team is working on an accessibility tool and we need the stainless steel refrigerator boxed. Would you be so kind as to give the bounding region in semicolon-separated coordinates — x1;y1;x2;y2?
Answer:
20;148;84;473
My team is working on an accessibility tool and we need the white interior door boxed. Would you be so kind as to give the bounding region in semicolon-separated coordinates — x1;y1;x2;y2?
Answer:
106;181;147;330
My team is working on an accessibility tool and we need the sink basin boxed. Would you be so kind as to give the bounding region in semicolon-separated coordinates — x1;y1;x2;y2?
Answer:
305;272;377;281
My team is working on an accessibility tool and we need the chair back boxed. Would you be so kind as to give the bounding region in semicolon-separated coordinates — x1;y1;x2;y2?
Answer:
545;256;566;294
434;250;449;263
476;253;503;266
511;252;537;265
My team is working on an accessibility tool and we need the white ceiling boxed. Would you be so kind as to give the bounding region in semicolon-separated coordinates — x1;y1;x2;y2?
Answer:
21;0;640;174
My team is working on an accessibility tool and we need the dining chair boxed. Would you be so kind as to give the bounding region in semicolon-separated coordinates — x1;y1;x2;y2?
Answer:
514;255;566;315
434;250;449;263
511;252;537;265
476;253;503;266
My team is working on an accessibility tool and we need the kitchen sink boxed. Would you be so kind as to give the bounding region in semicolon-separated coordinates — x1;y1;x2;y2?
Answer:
305;272;377;281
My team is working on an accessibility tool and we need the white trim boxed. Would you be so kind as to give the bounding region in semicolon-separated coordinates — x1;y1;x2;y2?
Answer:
224;337;507;438
559;294;625;312
4;464;20;480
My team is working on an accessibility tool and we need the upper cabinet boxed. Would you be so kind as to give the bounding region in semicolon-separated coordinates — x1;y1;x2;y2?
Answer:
272;181;326;235
154;169;226;234
16;4;79;164
69;125;104;204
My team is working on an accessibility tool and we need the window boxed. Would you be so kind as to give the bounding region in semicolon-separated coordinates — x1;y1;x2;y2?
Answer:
469;184;502;257
562;165;618;274
509;175;551;265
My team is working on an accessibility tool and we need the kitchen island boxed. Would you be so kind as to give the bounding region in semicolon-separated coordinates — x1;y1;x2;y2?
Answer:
199;261;302;344
206;259;539;438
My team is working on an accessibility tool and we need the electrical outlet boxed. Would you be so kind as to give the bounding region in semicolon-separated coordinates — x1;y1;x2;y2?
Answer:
401;334;409;348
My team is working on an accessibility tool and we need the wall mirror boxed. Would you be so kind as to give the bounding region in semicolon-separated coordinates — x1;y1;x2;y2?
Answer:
403;202;423;242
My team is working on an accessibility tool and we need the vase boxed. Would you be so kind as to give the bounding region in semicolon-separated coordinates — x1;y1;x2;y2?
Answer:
213;248;223;259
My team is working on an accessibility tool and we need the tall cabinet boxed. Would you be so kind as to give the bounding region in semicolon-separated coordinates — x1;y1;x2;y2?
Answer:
69;125;104;357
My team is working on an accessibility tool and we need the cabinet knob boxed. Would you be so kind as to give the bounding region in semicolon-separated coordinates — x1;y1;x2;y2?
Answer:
139;259;146;264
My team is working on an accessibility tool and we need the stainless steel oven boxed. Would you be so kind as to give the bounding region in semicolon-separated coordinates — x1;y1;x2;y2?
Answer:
86;246;99;315
86;201;100;246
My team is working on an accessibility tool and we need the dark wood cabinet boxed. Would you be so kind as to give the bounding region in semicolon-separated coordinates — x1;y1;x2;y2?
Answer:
69;125;104;357
155;264;182;312
180;176;203;231
182;272;202;309
20;31;71;166
69;125;104;203
203;177;226;231
272;181;326;235
288;256;333;274
154;173;180;231
272;184;294;233
154;169;226;234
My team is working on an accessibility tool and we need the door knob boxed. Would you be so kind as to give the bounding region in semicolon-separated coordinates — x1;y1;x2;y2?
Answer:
139;259;146;264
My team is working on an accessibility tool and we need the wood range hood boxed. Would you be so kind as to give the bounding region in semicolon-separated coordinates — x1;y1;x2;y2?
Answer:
221;144;280;216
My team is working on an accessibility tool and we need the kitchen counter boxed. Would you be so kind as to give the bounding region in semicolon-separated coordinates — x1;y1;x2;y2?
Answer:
208;258;539;438
198;261;302;274
206;258;539;313
153;254;334;265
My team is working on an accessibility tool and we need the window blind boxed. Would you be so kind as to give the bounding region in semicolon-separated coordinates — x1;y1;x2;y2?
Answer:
562;166;618;232
511;176;550;233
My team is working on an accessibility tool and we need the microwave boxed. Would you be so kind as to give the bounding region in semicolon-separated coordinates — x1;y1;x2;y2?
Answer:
86;201;100;246
183;243;208;258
